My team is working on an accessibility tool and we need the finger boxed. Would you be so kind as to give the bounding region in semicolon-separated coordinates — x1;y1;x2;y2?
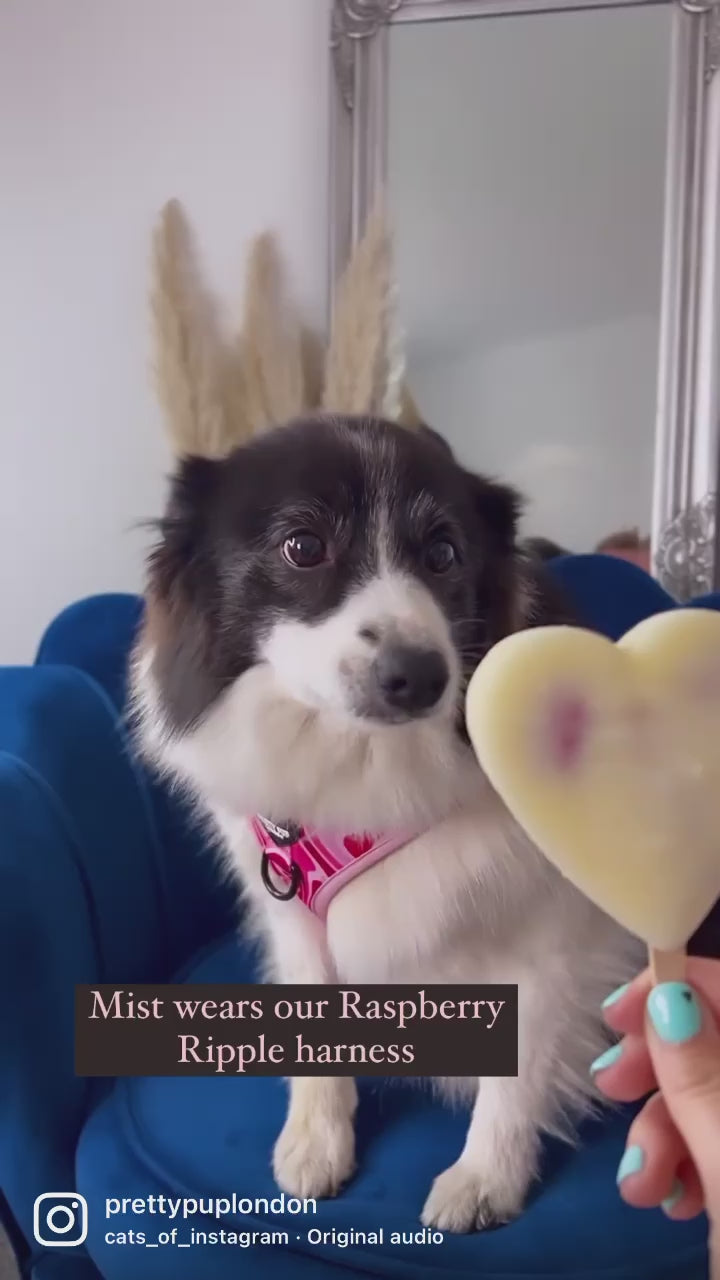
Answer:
645;979;720;1218
659;1157;705;1222
616;1091;692;1211
603;958;720;1038
601;970;651;1035
590;1032;657;1103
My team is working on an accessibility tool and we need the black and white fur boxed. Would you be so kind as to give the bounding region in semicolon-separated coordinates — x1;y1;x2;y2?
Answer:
132;415;640;1232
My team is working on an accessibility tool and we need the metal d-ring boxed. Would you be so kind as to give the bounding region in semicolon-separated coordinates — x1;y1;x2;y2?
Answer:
261;852;302;901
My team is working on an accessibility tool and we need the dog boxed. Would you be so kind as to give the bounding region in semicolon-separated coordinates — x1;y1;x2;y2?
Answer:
131;414;640;1232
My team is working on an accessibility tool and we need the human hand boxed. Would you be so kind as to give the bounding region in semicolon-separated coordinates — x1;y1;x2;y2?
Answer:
591;957;720;1233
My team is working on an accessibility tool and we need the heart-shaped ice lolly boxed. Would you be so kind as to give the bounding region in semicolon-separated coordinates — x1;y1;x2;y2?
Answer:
465;609;720;951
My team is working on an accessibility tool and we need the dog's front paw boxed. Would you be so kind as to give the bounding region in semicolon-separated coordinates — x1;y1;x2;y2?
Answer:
273;1112;356;1200
421;1159;524;1233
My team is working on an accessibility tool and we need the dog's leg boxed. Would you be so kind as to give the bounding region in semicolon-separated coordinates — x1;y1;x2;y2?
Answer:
273;1074;357;1200
267;901;357;1200
421;1074;543;1231
421;971;578;1232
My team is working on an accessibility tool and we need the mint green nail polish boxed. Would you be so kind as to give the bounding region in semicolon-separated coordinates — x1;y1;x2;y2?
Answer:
647;983;702;1044
602;982;630;1010
662;1179;684;1214
590;1042;623;1074
617;1145;644;1186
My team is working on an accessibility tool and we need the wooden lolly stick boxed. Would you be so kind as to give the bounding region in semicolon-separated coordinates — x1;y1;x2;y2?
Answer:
649;946;687;985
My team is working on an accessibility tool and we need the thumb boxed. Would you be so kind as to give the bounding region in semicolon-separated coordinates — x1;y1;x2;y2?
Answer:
646;980;720;1211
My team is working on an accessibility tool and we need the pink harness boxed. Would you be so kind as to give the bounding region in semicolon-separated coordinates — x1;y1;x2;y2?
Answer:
251;815;413;919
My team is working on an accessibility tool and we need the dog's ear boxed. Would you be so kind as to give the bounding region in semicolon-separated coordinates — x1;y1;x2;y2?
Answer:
471;474;523;557
456;471;524;650
418;423;454;456
464;475;575;632
521;535;571;562
149;455;221;592
519;556;578;630
144;455;230;732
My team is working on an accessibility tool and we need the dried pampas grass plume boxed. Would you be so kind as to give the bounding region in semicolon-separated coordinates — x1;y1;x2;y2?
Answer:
300;325;325;412
239;232;307;433
151;205;314;455
151;197;421;458
323;203;408;423
398;384;424;428
150;199;237;457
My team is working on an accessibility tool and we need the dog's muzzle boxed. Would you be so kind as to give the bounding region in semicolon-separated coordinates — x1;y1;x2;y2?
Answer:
354;642;449;722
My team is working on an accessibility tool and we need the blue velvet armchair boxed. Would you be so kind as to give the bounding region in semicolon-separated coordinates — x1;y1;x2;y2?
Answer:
0;556;713;1279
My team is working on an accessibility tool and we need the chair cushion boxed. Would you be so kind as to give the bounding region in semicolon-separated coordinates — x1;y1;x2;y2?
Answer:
77;937;708;1280
548;553;676;637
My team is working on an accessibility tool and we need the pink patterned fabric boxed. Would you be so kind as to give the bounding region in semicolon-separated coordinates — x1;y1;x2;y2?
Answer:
251;816;414;919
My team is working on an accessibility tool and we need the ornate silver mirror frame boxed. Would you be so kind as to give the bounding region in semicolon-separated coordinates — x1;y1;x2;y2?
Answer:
329;0;720;599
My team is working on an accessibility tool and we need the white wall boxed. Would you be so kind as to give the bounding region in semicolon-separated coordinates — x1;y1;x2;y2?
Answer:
0;0;330;663
409;313;658;551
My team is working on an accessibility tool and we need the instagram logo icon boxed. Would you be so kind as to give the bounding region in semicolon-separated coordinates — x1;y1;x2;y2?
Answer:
33;1193;88;1246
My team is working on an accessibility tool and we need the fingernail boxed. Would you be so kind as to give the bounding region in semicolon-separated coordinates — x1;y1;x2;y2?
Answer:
661;1178;684;1214
590;1042;623;1075
602;982;630;1010
617;1144;644;1186
647;983;702;1044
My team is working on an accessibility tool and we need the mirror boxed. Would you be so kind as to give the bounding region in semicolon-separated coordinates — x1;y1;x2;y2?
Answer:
330;0;720;598
388;7;670;558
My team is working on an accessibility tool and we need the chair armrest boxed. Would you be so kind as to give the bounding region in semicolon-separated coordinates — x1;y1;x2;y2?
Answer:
35;592;144;712
0;664;171;1254
34;593;238;963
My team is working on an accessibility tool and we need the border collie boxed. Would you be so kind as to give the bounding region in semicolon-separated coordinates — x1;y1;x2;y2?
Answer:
132;414;640;1232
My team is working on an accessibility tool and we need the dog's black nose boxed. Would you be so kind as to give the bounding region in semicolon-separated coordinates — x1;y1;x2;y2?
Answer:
374;645;449;713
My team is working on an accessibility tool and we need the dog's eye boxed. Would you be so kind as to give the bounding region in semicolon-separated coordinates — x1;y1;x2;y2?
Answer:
424;539;457;574
282;531;327;569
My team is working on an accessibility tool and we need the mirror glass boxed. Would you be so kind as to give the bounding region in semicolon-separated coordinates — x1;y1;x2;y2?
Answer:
388;5;672;558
